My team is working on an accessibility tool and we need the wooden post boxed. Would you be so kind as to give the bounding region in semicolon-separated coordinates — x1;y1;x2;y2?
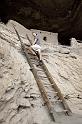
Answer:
41;61;72;115
13;25;56;121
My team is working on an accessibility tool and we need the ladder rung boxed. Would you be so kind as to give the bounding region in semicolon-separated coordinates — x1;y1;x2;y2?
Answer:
61;110;68;112
55;100;62;102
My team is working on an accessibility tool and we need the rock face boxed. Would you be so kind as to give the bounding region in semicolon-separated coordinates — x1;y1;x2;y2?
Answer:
0;20;82;124
0;0;82;45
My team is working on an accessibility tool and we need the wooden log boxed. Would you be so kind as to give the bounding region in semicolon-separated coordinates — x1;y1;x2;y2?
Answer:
25;29;72;115
26;34;32;45
24;47;56;121
41;61;72;115
13;25;56;121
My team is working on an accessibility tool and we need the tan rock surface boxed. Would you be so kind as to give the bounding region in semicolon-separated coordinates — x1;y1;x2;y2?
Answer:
0;20;82;124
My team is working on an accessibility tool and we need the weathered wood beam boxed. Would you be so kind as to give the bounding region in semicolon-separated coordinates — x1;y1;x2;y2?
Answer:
41;61;72;115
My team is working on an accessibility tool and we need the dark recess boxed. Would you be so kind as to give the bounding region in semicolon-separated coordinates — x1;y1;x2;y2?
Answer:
43;37;47;41
0;0;82;45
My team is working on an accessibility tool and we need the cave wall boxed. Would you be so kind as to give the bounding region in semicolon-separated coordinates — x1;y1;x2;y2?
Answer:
0;0;82;45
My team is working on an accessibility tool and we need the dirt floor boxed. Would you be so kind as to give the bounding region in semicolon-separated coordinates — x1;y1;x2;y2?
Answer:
0;20;82;124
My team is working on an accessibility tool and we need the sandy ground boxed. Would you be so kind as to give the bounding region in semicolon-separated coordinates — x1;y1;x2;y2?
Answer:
0;20;82;124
